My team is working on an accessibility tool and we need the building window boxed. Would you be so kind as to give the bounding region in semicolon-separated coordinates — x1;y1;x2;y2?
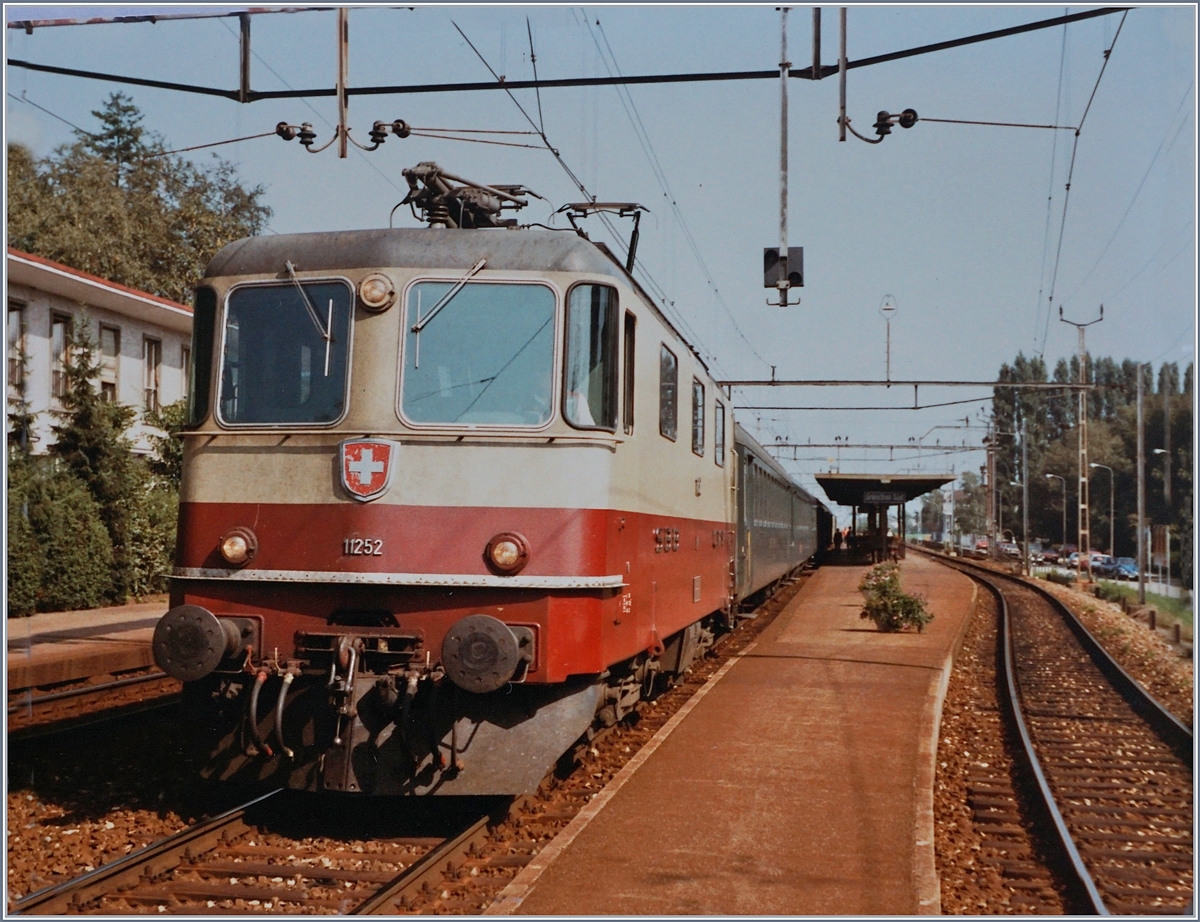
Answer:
143;337;162;413
51;313;72;400
8;301;26;391
714;400;726;467
622;313;635;435
181;346;191;403
659;344;677;441
691;378;705;456
99;325;120;403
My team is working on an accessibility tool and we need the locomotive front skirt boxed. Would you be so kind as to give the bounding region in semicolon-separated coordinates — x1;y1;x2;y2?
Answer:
155;227;829;795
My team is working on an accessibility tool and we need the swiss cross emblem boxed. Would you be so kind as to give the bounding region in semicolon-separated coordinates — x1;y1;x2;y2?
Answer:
339;439;398;502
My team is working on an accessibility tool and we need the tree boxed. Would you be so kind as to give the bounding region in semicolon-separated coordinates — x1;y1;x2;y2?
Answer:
8;93;271;304
954;470;987;538
48;319;139;601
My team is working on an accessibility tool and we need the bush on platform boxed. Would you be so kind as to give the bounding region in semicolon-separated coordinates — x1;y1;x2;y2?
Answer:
859;562;933;633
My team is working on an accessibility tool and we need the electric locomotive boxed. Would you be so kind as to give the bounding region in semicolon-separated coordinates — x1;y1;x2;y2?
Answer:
154;163;828;795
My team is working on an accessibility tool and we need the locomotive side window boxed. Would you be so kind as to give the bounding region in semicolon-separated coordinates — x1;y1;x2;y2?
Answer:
185;287;216;426
402;281;554;427
714;400;726;467
659;344;677;441
563;284;618;431
218;281;353;426
622;312;636;435
691;378;705;456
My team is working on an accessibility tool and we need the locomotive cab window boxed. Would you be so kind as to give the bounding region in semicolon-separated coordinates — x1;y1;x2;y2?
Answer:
691;378;705;456
659;344;677;441
402;281;554;427
186;287;216;427
563;284;618;431
218;280;353;426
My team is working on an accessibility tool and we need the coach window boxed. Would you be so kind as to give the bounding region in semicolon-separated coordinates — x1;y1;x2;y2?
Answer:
691;378;705;456
402;281;554;426
622;312;636;435
186;287;216;427
714;400;726;466
658;344;677;441
564;284;618;431
219;280;353;426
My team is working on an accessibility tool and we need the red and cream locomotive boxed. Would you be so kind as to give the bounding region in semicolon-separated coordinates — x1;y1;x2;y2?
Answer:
154;164;830;795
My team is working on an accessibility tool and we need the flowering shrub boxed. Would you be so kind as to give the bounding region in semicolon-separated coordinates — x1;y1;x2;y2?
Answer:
859;562;933;633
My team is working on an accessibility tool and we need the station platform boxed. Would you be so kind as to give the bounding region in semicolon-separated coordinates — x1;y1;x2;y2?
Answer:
6;598;167;690
488;555;977;916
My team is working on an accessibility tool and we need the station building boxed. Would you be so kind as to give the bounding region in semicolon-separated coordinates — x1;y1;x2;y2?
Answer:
6;248;193;455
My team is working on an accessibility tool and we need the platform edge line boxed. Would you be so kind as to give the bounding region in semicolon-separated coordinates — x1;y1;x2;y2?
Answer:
911;574;978;914
482;640;759;916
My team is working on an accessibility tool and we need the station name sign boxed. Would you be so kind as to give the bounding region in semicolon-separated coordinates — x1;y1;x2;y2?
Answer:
862;490;907;505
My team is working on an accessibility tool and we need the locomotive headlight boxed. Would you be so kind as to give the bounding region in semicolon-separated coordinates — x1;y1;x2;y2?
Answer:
358;273;396;311
219;527;258;566
485;532;529;575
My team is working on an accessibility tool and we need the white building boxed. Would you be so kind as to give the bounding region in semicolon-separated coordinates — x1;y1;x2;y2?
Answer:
6;248;193;454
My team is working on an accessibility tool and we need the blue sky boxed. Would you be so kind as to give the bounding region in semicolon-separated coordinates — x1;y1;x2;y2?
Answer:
5;4;1196;511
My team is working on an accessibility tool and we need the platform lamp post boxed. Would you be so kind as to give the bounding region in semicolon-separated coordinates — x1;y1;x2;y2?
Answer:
1045;473;1067;553
1089;463;1114;556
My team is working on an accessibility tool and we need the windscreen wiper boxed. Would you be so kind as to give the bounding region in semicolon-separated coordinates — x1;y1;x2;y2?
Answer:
411;258;487;335
285;260;334;377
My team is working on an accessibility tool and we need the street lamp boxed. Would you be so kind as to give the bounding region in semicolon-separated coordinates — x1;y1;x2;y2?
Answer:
1089;463;1114;556
1045;473;1067;550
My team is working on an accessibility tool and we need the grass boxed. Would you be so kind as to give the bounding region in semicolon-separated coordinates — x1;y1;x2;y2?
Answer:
1093;580;1195;634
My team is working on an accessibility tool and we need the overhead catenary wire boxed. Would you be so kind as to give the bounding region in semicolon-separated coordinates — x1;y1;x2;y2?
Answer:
578;10;772;375
217;16;406;198
1038;10;1129;357
450;18;721;375
1058;80;1194;307
1032;16;1071;351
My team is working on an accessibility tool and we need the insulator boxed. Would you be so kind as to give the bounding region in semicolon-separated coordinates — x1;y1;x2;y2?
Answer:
297;122;317;148
428;202;451;227
391;119;411;139
873;111;892;137
369;121;390;146
275;122;298;141
898;108;918;129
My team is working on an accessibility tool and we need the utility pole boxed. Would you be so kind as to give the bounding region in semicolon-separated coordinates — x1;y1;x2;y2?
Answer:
1137;364;1146;605
778;7;790;295
1163;372;1172;504
337;7;349;159
1060;305;1102;582
1022;420;1030;575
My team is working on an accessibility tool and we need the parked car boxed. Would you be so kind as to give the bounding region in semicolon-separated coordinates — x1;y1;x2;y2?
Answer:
1000;542;1020;558
975;538;988;551
1093;556;1118;578
1113;557;1138;580
1039;546;1059;564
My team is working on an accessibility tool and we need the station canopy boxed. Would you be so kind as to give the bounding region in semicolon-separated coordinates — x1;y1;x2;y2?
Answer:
814;473;954;508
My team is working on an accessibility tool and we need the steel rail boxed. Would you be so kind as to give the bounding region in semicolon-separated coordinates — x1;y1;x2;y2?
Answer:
350;815;492;914
946;562;1108;914
8;693;182;746
927;550;1192;751
10;789;281;914
8;670;172;712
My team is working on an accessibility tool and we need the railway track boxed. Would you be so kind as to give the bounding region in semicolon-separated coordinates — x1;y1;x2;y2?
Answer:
10;789;504;915
933;554;1193;914
9;568;811;916
8;671;181;744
